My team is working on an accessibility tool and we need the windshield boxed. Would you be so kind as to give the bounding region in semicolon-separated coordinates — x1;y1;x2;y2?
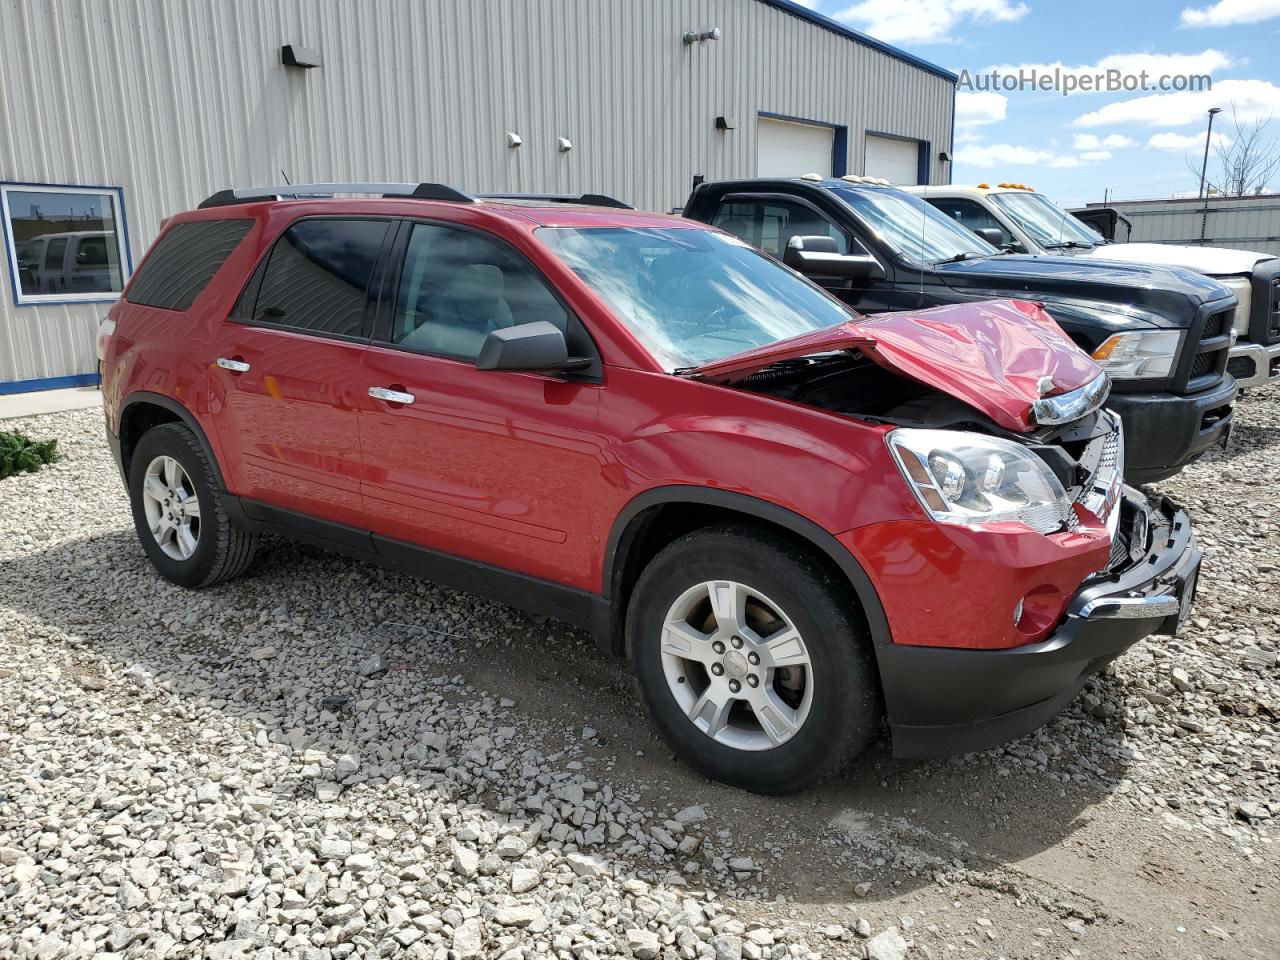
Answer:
991;191;1100;249
828;186;996;265
538;226;853;370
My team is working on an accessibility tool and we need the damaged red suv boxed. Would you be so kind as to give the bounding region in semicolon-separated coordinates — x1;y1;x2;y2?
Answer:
100;184;1201;792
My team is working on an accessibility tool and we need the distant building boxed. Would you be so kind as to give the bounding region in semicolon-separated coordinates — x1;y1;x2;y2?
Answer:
1081;193;1280;258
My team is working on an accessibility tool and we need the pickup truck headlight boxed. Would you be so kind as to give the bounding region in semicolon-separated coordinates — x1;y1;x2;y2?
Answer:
887;429;1071;534
1219;277;1252;335
1090;330;1182;379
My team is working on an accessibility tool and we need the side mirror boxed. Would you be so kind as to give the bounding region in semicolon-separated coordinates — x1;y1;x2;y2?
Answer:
973;227;1006;247
783;236;884;281
476;321;573;372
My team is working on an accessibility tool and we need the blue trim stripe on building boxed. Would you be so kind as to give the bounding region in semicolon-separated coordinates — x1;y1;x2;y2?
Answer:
0;372;100;395
758;0;959;83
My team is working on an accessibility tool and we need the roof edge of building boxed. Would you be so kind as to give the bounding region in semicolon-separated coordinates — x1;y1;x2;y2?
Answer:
756;0;958;83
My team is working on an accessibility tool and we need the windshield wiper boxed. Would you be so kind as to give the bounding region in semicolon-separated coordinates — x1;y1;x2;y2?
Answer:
1043;240;1093;250
933;252;982;265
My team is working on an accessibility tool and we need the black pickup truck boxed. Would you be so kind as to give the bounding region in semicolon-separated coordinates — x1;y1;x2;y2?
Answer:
683;178;1237;483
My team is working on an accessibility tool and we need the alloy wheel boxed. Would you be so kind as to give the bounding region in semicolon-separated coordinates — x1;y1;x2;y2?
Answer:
660;579;813;751
141;455;201;561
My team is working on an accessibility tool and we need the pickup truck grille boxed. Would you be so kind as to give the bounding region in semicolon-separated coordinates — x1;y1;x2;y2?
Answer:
1270;279;1280;341
1201;311;1227;340
1180;307;1232;392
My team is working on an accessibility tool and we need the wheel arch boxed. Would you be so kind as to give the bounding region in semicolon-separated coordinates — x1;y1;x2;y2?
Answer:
600;486;892;659
118;392;227;491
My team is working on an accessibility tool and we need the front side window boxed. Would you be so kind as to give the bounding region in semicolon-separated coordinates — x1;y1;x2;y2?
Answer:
712;199;857;258
926;198;1014;245
990;191;1100;249
828;186;995;266
252;219;389;338
387;222;571;361
539;226;853;370
1;183;130;305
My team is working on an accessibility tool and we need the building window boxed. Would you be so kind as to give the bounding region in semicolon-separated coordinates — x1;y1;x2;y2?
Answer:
1;183;131;306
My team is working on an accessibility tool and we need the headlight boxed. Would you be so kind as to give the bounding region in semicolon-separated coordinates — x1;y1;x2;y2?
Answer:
1219;277;1252;335
1091;330;1182;379
888;429;1071;534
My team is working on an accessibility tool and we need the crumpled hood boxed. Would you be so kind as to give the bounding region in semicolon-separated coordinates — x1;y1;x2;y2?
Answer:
1068;242;1274;276
683;299;1103;433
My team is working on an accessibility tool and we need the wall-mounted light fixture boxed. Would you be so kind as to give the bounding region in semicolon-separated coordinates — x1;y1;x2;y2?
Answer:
506;132;523;148
281;44;322;68
938;150;952;162
683;27;721;44
715;116;736;131
557;137;573;152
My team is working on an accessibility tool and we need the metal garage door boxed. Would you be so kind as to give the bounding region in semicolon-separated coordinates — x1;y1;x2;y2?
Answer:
757;117;833;178
865;134;921;184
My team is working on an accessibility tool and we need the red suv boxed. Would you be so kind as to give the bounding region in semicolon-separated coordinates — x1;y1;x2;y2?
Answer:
100;183;1201;792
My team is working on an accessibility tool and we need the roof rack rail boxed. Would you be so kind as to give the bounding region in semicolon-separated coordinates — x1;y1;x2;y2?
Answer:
476;192;633;210
196;182;473;209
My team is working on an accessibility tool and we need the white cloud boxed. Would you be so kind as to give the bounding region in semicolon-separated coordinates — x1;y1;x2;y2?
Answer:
1073;77;1280;127
955;142;1084;168
834;0;1028;45
1180;0;1280;27
1147;130;1234;150
1072;133;1137;150
981;49;1236;88
955;91;1008;135
1079;150;1113;161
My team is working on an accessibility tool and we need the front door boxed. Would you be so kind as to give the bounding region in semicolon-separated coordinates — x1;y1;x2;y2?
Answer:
210;217;391;528
357;220;606;589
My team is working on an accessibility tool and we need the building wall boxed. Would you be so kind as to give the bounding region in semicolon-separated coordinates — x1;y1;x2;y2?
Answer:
0;0;955;388
1094;195;1280;258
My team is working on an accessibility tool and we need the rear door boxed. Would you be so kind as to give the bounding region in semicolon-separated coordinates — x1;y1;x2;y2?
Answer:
356;219;607;588
210;217;391;528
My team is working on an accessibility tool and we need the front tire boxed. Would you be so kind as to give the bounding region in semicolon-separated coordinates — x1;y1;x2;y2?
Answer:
128;423;256;588
627;525;880;793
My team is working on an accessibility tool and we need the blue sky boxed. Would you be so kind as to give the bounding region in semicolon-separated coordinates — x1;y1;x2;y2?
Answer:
801;0;1280;205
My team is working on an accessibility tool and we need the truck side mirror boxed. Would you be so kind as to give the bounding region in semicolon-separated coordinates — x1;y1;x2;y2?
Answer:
783;236;884;281
973;227;1006;247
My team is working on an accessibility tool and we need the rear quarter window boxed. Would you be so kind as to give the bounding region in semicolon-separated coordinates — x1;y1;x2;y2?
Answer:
126;219;253;310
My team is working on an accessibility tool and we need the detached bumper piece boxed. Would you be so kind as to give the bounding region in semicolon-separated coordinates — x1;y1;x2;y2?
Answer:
882;490;1199;760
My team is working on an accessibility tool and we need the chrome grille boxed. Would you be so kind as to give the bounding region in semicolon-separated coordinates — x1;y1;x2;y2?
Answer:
1065;414;1124;538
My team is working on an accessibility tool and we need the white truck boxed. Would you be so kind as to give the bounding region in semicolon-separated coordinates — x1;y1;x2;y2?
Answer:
906;184;1280;390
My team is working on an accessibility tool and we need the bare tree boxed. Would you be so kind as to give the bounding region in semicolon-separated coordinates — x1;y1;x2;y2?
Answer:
1191;106;1280;196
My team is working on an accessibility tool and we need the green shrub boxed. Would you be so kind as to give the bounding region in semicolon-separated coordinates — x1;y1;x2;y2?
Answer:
0;429;59;479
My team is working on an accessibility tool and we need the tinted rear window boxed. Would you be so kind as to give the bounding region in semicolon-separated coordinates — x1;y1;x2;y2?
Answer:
249;219;389;338
126;219;252;310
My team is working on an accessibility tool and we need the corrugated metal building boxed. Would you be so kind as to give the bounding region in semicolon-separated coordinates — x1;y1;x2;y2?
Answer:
0;0;956;393
1083;194;1280;258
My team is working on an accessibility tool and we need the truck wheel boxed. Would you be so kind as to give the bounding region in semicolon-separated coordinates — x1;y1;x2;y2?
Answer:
627;525;880;793
128;423;257;588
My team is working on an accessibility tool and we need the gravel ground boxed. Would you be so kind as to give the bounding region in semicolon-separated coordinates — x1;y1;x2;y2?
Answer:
1;396;1277;960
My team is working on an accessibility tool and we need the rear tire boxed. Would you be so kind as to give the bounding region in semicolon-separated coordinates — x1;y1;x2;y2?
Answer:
128;423;256;588
627;525;880;793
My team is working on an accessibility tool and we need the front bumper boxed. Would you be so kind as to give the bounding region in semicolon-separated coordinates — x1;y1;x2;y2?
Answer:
1226;340;1280;390
1107;375;1236;483
880;491;1199;759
